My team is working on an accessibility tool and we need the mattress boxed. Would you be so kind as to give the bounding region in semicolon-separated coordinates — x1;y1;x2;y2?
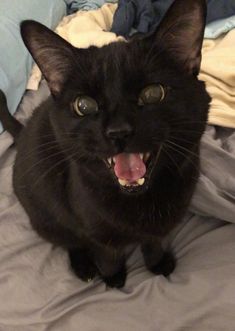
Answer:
0;81;235;330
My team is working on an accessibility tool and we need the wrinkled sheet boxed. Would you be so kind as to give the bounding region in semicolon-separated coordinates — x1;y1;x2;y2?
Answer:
0;81;235;331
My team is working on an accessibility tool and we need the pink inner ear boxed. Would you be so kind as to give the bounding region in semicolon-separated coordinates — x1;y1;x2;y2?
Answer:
49;73;65;96
21;20;76;96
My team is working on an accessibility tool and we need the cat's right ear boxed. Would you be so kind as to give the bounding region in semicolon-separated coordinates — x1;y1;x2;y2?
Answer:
21;20;76;96
141;0;207;76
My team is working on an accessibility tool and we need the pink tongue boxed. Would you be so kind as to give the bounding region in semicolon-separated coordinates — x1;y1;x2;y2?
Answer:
114;153;146;182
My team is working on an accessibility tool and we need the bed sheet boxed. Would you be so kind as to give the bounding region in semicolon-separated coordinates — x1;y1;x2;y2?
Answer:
0;81;235;331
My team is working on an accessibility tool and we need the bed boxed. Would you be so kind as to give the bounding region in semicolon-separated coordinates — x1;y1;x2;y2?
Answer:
0;2;235;330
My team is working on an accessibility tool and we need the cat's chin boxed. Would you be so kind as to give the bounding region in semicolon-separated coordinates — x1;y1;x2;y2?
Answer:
104;146;162;195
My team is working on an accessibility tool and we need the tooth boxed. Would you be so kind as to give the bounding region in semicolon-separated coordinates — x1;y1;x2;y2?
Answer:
144;153;150;162
137;178;145;185
113;157;116;164
139;153;144;160
118;179;127;186
107;158;112;165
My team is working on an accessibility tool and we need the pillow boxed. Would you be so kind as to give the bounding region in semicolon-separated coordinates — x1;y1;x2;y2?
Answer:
0;0;66;133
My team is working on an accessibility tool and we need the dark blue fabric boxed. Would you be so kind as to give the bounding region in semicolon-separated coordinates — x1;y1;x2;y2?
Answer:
111;0;157;36
111;0;235;37
207;0;235;23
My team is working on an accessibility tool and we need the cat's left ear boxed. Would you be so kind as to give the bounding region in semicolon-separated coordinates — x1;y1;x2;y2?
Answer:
144;0;206;76
21;20;77;96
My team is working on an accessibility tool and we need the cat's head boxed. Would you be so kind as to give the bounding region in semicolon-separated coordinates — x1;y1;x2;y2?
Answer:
21;0;210;195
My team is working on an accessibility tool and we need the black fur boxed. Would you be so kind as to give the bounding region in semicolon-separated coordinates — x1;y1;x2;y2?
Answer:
0;0;210;287
0;90;23;140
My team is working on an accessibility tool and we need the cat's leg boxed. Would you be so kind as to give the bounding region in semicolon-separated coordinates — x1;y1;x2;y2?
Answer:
141;239;176;277
68;248;97;282
92;246;126;288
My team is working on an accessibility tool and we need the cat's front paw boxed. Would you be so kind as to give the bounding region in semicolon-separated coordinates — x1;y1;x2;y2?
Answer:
69;249;97;282
102;266;127;288
73;262;97;282
150;251;176;277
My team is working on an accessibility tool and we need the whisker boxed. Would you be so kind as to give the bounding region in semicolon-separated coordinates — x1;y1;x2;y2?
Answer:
165;139;223;173
164;143;200;172
169;120;208;125
2;137;78;169
161;144;183;177
169;129;203;135
16;146;75;182
27;132;81;139
166;140;200;158
32;149;82;187
168;135;198;145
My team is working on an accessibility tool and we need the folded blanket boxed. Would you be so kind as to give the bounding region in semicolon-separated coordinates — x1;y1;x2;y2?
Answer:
199;29;235;128
27;4;235;129
55;3;122;47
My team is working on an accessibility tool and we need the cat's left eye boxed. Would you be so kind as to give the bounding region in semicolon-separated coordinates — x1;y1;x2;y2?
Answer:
73;96;98;116
138;84;166;106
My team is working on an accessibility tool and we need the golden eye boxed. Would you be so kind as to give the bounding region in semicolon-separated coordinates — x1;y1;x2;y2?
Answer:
73;96;98;116
138;84;165;106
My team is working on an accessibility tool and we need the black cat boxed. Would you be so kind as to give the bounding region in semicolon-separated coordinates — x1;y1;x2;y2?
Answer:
0;0;210;288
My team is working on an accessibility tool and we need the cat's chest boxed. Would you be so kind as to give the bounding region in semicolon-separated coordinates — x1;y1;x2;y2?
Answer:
81;202;156;248
67;162;180;244
70;180;161;241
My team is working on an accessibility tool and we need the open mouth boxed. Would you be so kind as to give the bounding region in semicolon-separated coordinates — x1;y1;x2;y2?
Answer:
104;147;162;193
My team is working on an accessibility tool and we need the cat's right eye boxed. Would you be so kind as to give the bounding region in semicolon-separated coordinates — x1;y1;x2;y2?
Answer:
73;96;98;116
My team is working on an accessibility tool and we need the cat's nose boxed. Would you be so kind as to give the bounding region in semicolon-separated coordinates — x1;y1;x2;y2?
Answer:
106;122;134;140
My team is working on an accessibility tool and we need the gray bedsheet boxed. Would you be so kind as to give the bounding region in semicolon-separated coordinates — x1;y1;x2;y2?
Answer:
0;82;235;331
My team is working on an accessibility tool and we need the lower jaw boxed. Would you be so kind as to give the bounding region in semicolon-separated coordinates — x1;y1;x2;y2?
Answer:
115;175;148;194
118;181;150;195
